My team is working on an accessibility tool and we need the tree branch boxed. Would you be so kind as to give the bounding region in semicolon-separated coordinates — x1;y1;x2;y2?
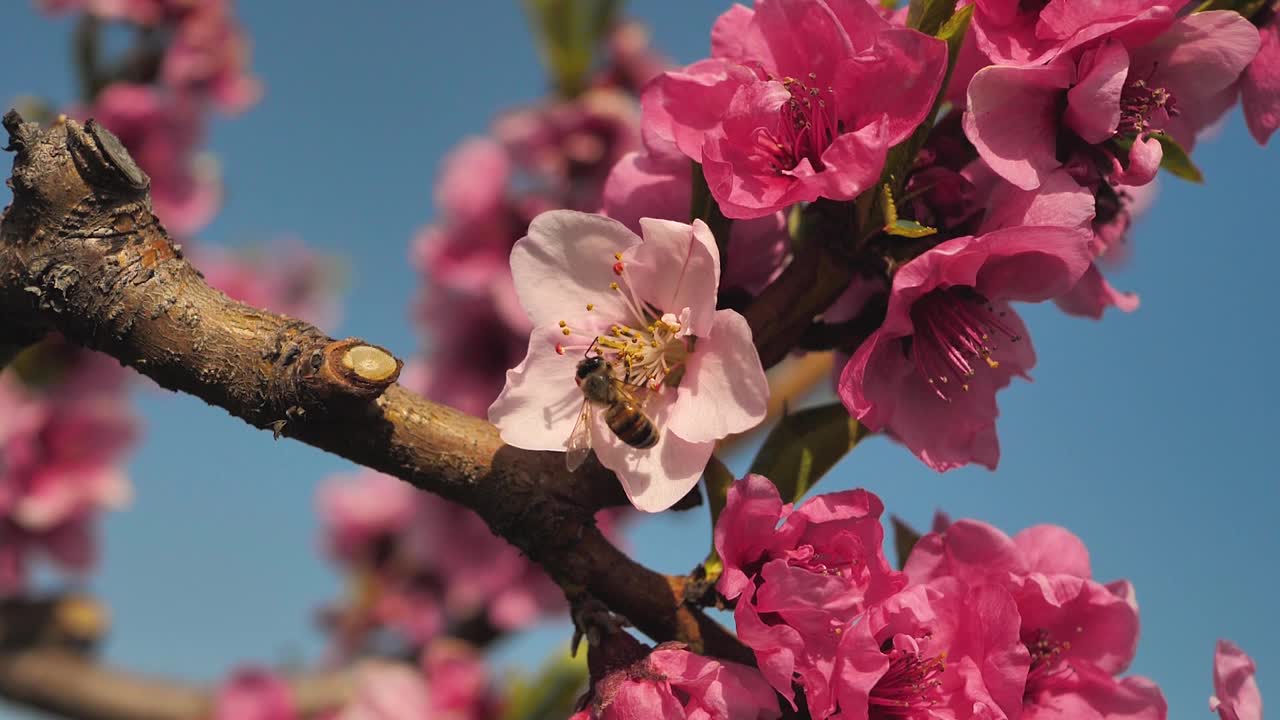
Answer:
0;111;749;715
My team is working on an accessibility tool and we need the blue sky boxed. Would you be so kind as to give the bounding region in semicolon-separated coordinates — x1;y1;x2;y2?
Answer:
1;3;1275;718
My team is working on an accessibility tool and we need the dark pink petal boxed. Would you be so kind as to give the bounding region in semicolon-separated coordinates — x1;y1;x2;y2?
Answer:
980;169;1095;234
1111;135;1162;187
1064;40;1129;144
1242;17;1280;145
1013;524;1092;578
710;4;762;64
835;27;947;146
1212;640;1262;720
1055;264;1140;319
1025;665;1167;720
643;60;756;163
903;519;1025;586
734;600;807;707
750;0;853;81
1015;575;1140;675
965;61;1074;190
715;475;787;602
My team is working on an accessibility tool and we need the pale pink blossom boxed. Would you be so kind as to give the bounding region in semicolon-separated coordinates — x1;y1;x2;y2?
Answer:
1211;640;1262;720
642;0;947;218
904;519;1167;720
1242;12;1280;145
193;240;341;329
213;668;296;720
965;13;1260;191
602;130;789;297
714;476;904;716
576;641;780;720
834;578;1029;720
489;211;768;512
78;84;220;236
0;344;135;593
837;225;1092;471
969;0;1186;67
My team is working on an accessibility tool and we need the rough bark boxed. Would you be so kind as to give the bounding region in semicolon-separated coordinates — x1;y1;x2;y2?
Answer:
0;110;752;716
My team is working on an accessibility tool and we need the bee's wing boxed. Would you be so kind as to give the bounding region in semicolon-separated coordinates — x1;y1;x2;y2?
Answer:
564;399;594;471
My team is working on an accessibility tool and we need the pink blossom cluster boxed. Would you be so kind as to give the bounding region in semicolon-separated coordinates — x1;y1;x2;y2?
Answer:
411;27;666;418
709;475;1167;719
0;342;136;594
314;470;568;654
485;0;1277;500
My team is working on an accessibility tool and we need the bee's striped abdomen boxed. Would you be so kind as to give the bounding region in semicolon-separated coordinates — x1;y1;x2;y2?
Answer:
605;401;659;449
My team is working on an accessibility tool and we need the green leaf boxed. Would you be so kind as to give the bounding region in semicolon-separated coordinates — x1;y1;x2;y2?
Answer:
748;402;871;504
501;647;589;720
880;184;938;238
1150;132;1205;183
700;455;735;583
907;0;958;35
523;0;622;98
890;515;923;570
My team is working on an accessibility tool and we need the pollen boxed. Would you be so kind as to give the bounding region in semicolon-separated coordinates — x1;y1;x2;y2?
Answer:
562;328;571;336
558;320;567;328
610;282;620;291
586;303;594;311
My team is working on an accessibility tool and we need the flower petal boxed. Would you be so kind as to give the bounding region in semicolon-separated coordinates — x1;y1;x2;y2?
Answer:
1064;39;1129;144
625;219;720;336
965;61;1074;190
488;327;583;452
667;310;768;444
510;210;641;328
591;400;714;513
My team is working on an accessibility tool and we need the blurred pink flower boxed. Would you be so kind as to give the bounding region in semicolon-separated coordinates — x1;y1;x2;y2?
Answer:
837;225;1091;471
213;668;296;720
834;578;1029;720
489;211;768;512
643;0;946;218
576;641;779;720
192;240;342;329
0;345;135;594
714;475;904;716
339;642;499;720
316;471;564;651
1211;640;1262;720
78;83;220;236
161;0;262;114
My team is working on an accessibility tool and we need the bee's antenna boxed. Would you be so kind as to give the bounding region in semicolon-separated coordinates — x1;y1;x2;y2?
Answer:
583;336;600;358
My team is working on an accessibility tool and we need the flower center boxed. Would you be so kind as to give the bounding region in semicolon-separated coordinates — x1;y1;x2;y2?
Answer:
1024;629;1074;699
1118;72;1178;136
555;254;691;389
754;73;839;173
869;637;947;718
908;288;1022;401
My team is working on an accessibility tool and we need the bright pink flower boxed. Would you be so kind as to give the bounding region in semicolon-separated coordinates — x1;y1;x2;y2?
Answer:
643;0;946;218
78;84;219;236
714;476;903;715
834;578;1029;720
965;13;1260;191
161;0;261;114
577;641;780;720
489;211;768;512
339;642;499;720
904;519;1167;720
433;137;510;225
969;0;1186;66
1211;640;1262;720
837;225;1091;471
602;131;789;296
0;345;135;593
213;668;296;720
1242;12;1280;145
193;240;341;329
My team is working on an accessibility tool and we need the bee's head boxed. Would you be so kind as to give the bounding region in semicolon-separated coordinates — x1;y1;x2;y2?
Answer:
576;356;605;383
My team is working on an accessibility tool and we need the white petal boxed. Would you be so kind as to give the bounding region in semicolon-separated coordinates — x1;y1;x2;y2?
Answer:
667;310;769;443
488;327;584;451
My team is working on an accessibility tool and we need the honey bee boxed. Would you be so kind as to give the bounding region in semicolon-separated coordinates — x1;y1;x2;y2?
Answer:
565;355;659;471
